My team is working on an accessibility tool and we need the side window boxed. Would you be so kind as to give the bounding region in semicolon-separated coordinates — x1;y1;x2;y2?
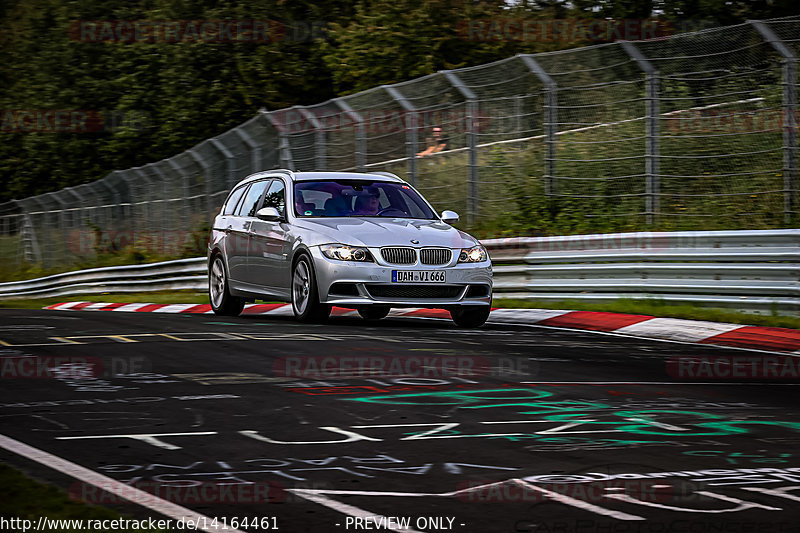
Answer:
235;180;271;217
263;179;286;218
223;185;248;216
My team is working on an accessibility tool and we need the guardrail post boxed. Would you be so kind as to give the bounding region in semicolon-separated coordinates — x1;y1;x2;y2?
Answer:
520;55;558;202
751;20;797;224
298;107;326;170
443;70;478;226
234;128;263;175
383;85;418;186
620;42;660;225
334;98;366;171
263;110;295;170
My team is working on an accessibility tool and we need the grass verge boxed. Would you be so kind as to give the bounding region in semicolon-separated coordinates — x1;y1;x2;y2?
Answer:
0;463;165;532
0;290;797;330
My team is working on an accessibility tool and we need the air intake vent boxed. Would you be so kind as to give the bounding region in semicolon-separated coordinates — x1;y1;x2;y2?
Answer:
381;247;416;265
420;248;452;265
366;285;463;299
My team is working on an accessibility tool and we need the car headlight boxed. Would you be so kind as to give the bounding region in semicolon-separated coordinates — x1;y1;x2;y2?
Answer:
320;244;373;262
458;245;488;263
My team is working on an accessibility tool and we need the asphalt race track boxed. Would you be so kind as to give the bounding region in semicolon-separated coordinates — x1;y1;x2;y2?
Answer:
1;308;800;533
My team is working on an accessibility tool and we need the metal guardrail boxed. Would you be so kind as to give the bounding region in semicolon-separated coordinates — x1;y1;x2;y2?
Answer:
1;229;798;315
0;258;206;299
488;229;800;315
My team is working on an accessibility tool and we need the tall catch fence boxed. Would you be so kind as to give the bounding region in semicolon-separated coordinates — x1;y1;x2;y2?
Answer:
1;16;798;275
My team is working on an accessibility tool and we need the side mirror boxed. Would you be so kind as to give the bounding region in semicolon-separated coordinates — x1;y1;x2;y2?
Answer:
256;207;282;222
440;210;459;223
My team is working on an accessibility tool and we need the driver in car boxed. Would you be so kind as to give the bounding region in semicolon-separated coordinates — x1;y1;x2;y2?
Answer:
353;191;380;215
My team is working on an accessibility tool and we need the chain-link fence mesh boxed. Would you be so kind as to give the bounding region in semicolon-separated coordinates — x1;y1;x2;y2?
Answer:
1;17;798;275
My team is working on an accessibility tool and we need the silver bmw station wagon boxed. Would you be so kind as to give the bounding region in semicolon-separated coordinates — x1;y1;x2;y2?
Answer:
207;170;493;327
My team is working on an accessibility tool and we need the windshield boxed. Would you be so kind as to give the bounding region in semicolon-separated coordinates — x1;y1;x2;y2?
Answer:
293;180;437;219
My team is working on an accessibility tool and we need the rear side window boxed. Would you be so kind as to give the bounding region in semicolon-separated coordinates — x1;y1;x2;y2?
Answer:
235;180;271;217
223;185;248;215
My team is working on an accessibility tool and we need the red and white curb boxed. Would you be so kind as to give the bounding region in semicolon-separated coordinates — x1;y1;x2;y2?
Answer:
44;302;800;354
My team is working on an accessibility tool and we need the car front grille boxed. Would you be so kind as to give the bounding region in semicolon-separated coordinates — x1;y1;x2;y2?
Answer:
381;247;416;265
366;284;463;299
420;248;452;265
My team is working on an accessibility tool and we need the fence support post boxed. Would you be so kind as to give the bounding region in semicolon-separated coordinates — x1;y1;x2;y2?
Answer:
16;198;42;264
298;107;326;170
148;164;171;254
188;150;214;219
234;128;263;175
384;85;418;186
210;137;237;189
132;169;157;250
751;20;797;224
620;42;660;225
166;160;191;229
520;55;558;201
263;110;295;170
334;98;366;171
442;70;478;226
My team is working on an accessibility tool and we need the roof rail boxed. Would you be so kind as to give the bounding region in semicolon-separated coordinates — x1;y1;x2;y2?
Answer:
271;168;296;176
371;171;402;180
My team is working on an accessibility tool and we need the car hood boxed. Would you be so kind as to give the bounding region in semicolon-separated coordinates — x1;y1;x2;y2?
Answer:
293;218;479;249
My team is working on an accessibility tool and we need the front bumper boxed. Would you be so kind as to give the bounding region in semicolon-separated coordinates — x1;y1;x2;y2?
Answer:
309;246;492;308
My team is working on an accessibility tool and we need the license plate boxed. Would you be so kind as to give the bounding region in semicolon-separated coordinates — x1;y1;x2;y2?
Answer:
392;270;446;283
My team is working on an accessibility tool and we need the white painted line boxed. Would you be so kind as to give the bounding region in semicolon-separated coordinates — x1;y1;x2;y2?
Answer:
289;491;424;533
111;303;152;312
0;434;245;533
511;479;644;520
519;381;800;385
151;304;199;313
488;308;571;324
612;317;742;343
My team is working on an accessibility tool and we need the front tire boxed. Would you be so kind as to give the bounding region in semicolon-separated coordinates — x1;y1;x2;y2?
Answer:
358;305;390;321
209;255;244;316
450;305;490;328
292;255;330;323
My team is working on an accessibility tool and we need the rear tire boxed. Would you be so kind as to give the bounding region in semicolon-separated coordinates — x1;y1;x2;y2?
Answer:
358;305;391;321
450;305;490;328
209;255;245;316
292;255;330;323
